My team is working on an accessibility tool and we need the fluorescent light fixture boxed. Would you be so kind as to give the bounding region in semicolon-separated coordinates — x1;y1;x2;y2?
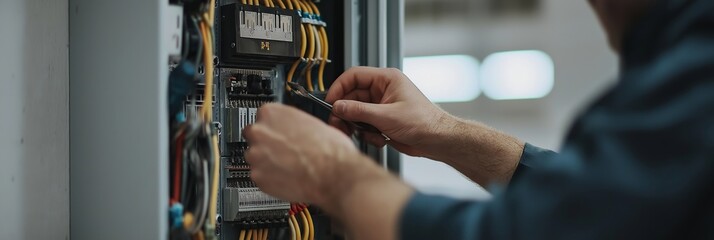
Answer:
480;50;554;100
403;55;480;103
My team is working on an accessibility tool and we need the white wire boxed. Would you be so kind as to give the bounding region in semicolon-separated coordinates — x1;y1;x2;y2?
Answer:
196;160;210;231
312;25;322;62
289;217;297;240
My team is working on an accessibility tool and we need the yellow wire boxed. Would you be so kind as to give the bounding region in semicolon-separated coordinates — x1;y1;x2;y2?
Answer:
304;26;315;91
248;0;253;5
291;215;302;240
208;0;216;27
246;230;253;240
256;229;262;240
199;23;214;121
284;0;293;9
242;0;247;4
299;0;312;14
290;0;302;11
317;27;328;91
286;23;307;90
239;230;246;240
299;211;309;240
306;0;328;91
208;133;220;226
305;209;315;240
275;0;286;8
263;0;270;7
296;0;315;91
262;229;268;240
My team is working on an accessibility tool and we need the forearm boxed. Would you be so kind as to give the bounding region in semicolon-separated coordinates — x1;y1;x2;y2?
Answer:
422;115;525;186
318;154;414;240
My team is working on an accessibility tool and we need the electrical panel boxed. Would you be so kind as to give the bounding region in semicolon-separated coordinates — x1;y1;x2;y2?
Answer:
167;0;343;239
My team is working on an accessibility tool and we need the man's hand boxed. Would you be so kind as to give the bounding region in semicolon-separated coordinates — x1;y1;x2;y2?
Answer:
325;67;449;157
326;67;525;186
244;103;413;240
243;103;360;206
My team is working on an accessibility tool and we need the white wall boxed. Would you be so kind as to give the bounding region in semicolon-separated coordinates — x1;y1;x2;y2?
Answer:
0;0;70;239
401;0;619;199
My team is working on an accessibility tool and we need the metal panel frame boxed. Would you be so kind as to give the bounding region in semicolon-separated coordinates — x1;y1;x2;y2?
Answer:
70;0;170;238
357;0;404;173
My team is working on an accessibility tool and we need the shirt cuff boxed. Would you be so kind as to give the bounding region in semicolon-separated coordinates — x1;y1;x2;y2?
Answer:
511;143;557;182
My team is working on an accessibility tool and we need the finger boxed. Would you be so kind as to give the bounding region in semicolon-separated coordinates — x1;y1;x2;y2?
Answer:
244;145;269;166
243;124;282;147
341;89;373;103
333;100;389;126
256;103;286;123
361;132;387;147
328;115;353;136
326;66;392;103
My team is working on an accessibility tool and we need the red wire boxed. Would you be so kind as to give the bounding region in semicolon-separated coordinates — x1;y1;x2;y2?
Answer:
173;132;185;201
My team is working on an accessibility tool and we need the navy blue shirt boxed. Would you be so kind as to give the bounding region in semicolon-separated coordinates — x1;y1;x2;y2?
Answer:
400;1;714;239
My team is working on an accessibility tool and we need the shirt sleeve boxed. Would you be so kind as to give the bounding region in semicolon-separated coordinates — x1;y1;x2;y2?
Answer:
399;108;713;239
510;143;558;182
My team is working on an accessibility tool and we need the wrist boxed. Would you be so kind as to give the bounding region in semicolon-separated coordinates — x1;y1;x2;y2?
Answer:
323;155;414;239
419;113;461;159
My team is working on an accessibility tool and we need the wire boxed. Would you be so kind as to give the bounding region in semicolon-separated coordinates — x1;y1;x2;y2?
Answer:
305;208;315;240
193;160;210;233
199;22;213;122
304;25;315;91
288;216;297;240
275;0;286;9
286;21;307;89
290;215;302;240
208;0;216;27
296;0;315;92
253;229;258;240
196;230;206;240
304;0;319;14
207;133;220;226
317;26;328;92
239;230;246;240
173;132;185;201
263;229;269;240
307;0;328;91
299;211;309;240
246;230;253;240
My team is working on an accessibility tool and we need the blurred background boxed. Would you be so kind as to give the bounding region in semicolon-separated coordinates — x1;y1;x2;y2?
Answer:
400;0;619;199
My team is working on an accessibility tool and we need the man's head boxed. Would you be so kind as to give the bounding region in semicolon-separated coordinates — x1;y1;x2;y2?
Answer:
588;0;655;52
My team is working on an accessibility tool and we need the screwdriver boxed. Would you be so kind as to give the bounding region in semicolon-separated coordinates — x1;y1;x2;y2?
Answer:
287;82;391;141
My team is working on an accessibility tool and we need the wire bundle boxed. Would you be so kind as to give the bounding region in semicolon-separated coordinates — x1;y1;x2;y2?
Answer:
238;228;270;240
169;0;220;239
287;203;315;240
283;0;330;93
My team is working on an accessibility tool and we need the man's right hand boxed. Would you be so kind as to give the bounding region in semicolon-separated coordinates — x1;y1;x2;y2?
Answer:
326;66;525;186
325;67;450;157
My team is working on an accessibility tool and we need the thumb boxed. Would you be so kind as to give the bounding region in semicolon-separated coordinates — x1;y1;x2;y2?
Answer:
333;100;387;125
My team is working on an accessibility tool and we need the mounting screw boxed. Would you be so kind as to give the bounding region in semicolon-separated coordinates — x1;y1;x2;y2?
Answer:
231;43;236;48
